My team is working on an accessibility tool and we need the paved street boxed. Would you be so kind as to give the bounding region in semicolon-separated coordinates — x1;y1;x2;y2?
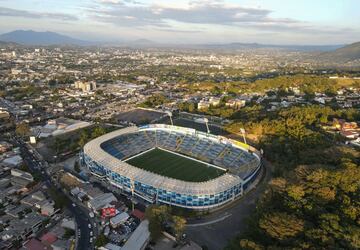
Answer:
185;164;271;250
14;137;94;250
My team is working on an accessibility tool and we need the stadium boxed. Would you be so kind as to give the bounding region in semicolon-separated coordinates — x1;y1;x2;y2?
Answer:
82;124;262;210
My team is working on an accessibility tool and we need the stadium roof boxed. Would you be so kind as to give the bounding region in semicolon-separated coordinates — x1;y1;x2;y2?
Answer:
84;126;259;195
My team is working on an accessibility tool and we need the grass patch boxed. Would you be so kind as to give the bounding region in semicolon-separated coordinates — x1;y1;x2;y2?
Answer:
126;148;224;182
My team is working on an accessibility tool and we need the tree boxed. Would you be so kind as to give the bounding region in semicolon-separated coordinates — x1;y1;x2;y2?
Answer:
16;122;30;137
91;126;106;139
239;239;264;250
259;212;304;240
172;215;187;241
78;130;88;148
148;218;162;241
145;205;172;241
63;228;75;239
95;234;109;247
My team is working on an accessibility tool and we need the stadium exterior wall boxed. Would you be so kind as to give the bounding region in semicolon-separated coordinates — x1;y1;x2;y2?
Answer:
81;125;262;210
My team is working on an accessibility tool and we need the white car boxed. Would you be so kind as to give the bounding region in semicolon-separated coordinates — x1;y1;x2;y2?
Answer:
72;203;76;207
88;223;92;229
90;231;93;236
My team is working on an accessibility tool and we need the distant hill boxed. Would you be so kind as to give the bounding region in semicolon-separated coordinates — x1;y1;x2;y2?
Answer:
124;41;343;52
318;42;360;62
0;30;91;46
193;42;343;52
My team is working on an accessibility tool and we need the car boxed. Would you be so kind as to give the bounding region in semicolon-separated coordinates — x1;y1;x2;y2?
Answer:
88;223;92;229
89;237;93;243
90;231;93;236
72;203;76;207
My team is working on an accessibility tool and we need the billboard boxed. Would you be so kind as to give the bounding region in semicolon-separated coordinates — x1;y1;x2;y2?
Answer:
101;207;116;218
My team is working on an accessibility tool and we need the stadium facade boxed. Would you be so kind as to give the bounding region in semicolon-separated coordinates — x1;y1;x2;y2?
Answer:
81;124;262;210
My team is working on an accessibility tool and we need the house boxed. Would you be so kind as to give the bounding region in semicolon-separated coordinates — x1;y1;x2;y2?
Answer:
110;212;129;228
3;155;23;167
340;130;359;139
88;193;118;212
23;238;52;250
11;169;34;182
333;118;358;131
40;232;58;246
131;209;145;221
0;141;12;153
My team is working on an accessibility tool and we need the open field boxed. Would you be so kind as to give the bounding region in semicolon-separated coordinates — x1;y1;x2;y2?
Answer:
126;148;224;182
116;108;165;125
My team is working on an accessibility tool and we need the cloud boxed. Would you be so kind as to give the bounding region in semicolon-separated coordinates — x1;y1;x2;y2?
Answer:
89;0;297;28
0;7;78;21
87;0;358;39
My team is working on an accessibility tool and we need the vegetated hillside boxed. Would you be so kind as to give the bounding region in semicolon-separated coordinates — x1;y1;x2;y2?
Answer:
0;30;90;46
319;41;360;62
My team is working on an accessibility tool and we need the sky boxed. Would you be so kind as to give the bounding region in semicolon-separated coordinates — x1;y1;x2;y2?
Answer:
0;0;359;45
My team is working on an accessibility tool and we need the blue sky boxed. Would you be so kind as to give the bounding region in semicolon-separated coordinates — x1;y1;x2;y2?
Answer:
0;0;359;44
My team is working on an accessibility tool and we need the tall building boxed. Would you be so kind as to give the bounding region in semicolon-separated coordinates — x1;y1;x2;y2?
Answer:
74;81;96;92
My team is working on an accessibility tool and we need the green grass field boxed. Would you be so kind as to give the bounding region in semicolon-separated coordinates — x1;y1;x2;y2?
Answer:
126;148;224;182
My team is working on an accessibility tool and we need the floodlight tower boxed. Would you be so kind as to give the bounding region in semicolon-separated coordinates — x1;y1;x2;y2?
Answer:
240;128;247;144
166;111;173;126
204;117;210;134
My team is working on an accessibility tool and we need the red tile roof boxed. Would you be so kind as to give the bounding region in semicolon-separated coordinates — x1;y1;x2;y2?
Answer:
40;232;58;245
24;238;52;250
131;209;145;221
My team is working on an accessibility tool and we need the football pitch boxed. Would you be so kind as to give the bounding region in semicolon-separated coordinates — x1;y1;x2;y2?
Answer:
126;148;225;182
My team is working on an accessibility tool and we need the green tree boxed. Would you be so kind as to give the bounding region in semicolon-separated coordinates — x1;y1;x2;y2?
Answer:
63;228;75;239
259;212;304;240
95;234;109;247
145;205;172;241
91;126;106;139
78;130;88;148
172;215;187;241
16;122;30;137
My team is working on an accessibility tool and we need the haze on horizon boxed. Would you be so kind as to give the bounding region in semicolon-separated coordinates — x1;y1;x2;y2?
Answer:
0;0;359;45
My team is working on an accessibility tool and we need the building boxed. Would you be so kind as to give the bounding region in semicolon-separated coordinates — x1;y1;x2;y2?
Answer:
110;212;129;228
340;130;359;139
82;124;261;210
0;141;12;153
197;100;210;110
333;118;358;131
11;168;34;182
74;80;96;92
197;97;221;110
121;220;150;250
3;155;23;167
88;193;118;212
225;99;246;109
0;110;10;119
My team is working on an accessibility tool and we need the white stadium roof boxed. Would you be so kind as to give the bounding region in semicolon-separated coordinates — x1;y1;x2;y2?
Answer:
83;125;259;195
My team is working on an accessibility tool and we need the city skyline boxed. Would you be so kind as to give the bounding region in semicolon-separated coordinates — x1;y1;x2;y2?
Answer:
0;0;359;45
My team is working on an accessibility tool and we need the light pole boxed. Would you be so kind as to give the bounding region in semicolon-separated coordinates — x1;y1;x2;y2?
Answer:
204;118;210;134
240;128;247;144
166;111;173;126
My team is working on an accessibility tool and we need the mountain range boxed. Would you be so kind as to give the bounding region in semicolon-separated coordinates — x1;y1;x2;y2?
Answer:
318;42;360;62
0;30;359;62
0;30;91;46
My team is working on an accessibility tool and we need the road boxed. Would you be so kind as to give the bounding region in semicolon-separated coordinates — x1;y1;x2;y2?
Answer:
185;163;272;250
14;136;95;250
